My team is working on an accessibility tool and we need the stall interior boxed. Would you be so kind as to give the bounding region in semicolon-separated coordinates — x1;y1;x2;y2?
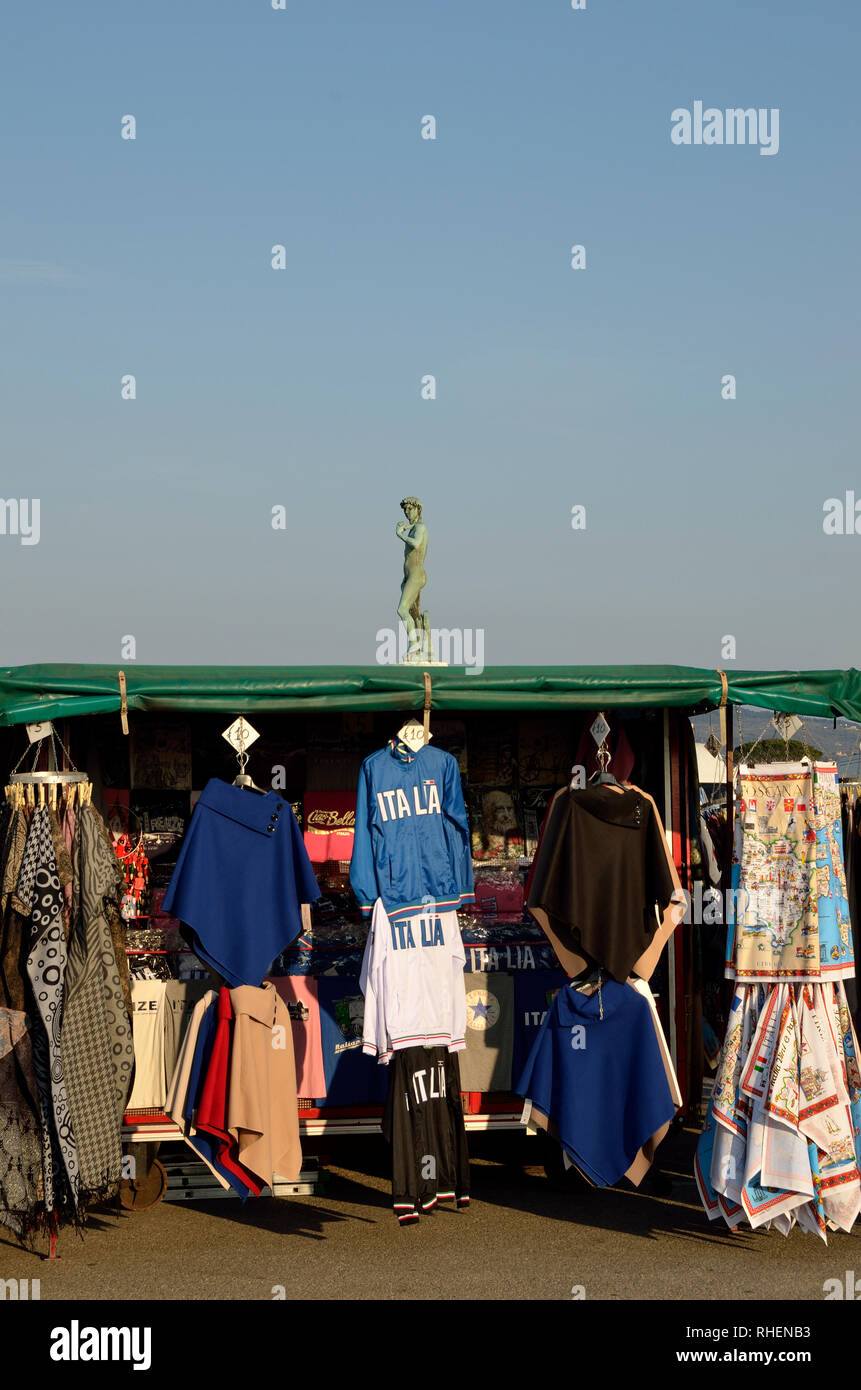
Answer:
0;697;712;1243
79;704;691;1113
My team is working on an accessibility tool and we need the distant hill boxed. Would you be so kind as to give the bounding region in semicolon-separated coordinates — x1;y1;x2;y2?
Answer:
692;710;861;779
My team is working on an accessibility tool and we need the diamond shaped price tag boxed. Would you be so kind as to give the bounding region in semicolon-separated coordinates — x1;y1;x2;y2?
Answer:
771;713;801;740
26;721;54;743
705;732;722;758
222;716;260;754
590;714;610;747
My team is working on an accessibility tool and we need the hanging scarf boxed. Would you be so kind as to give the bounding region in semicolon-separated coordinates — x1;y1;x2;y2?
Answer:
0;807;30;1012
0;1012;43;1242
730;765;819;981
49;808;74;928
21;807;80;1214
812;764;855;978
62;805;134;1197
0;806;44;1241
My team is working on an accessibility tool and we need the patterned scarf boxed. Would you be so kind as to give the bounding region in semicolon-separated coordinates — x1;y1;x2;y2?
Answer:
62;805;134;1196
0;808;30;1012
21;807;80;1214
0;809;44;1240
0;1016;43;1241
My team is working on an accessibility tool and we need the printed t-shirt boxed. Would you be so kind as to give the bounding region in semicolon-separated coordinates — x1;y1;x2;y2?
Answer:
512;972;565;1081
316;976;388;1106
267;975;327;1098
459;972;515;1092
128;980;167;1109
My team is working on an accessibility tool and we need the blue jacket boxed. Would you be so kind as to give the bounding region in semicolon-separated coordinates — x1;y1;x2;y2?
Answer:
350;740;474;923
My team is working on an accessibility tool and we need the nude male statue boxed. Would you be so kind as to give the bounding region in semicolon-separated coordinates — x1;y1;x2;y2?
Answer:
396;497;428;658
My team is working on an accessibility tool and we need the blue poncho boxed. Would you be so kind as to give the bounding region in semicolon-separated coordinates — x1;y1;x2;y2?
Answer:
516;978;676;1187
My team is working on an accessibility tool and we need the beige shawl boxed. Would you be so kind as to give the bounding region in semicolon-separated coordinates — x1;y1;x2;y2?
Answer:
228;983;301;1186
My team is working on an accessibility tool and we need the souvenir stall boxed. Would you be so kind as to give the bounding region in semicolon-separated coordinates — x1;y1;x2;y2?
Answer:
1;663;860;1240
695;712;861;1241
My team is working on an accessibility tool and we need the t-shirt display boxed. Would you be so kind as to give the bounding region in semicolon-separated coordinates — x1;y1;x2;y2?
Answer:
316;977;389;1106
267;974;327;1099
302;792;356;864
127;980;167;1110
512;972;562;1081
460;972;514;1092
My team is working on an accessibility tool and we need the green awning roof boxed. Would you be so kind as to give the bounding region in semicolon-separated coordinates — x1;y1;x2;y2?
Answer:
1;664;860;725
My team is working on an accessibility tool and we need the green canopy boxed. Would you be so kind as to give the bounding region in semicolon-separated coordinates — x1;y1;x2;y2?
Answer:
1;664;860;726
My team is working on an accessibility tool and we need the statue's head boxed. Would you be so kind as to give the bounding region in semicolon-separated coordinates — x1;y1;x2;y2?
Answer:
400;497;422;522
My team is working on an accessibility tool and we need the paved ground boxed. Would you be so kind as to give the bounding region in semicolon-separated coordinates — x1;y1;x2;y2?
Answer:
1;1124;858;1301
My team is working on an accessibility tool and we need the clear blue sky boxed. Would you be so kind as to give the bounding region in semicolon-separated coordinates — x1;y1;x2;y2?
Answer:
2;0;858;669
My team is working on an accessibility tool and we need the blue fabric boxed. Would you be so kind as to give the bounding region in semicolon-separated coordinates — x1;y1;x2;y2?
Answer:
184;1003;217;1129
163;778;321;987
317;977;389;1106
694;1097;718;1210
511;972;566;1081
516;979;676;1187
350;743;474;922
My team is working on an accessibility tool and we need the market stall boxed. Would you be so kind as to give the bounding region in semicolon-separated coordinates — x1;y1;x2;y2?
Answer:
1;663;859;1233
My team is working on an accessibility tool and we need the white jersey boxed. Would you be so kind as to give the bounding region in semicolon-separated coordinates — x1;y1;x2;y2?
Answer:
359;898;466;1062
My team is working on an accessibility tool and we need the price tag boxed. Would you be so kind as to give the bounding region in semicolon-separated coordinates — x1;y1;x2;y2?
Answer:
590;714;610;746
26;721;54;743
704;732;722;757
771;713;801;740
222;717;260;753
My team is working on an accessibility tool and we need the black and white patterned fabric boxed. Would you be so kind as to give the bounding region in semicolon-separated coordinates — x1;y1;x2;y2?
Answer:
62;806;134;1194
21;808;80;1213
0;1019;43;1240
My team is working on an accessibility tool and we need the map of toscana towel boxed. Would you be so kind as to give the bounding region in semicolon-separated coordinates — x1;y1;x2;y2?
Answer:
728;764;820;982
811;762;854;979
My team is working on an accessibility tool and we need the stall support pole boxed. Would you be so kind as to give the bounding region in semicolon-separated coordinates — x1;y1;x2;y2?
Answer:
663;710;678;1075
724;701;734;871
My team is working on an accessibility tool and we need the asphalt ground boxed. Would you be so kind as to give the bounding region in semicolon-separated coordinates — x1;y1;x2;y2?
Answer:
1;1123;858;1302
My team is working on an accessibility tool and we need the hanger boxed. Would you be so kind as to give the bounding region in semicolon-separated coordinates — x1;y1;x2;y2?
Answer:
6;725;91;810
233;762;266;794
231;716;266;793
569;967;605;1019
589;735;621;788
